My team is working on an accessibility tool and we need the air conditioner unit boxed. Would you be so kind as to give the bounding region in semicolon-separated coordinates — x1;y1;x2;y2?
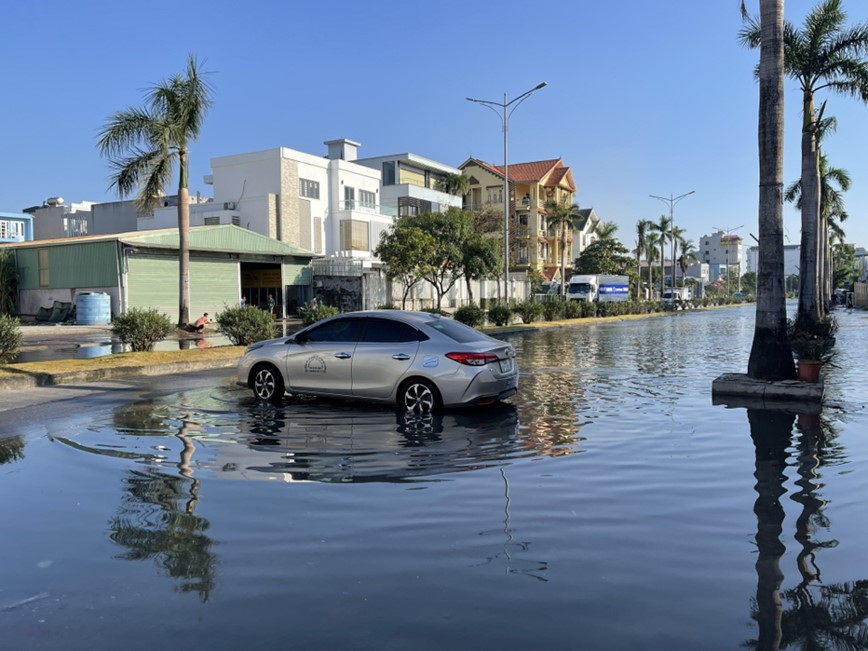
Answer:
223;201;236;210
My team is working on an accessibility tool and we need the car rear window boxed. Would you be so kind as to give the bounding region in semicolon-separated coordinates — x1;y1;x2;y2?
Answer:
423;318;487;343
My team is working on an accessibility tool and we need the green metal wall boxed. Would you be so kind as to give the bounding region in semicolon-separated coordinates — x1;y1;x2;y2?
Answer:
127;254;239;322
284;263;311;285
16;242;119;289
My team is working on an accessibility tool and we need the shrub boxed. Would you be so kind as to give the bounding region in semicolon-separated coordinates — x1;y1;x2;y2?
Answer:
421;307;448;316
487;302;512;327
563;300;582;319
301;303;340;327
454;303;486;328
112;308;174;352
542;300;564;321
0;250;19;317
216;305;278;346
0;314;22;364
375;303;397;310
512;299;543;324
580;301;597;318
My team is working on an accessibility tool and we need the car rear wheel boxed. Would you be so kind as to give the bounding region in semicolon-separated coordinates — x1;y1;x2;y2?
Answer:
399;378;440;413
252;364;285;403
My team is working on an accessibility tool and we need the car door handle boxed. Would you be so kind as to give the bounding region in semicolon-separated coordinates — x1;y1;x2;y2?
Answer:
392;353;411;361
334;352;352;359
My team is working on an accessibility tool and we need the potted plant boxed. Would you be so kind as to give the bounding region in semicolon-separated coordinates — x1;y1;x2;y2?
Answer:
787;317;838;383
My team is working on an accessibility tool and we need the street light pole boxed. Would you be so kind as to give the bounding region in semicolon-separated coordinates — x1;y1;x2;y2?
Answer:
650;190;694;290
468;82;547;302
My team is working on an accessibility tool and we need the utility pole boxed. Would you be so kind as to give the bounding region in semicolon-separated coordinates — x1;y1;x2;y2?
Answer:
650;190;694;289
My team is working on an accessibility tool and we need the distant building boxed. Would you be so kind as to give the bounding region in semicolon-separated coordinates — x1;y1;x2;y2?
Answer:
745;244;800;277
24;198;95;240
0;212;33;243
699;230;744;280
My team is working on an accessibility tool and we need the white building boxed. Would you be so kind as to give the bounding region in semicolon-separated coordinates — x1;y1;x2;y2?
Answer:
354;152;462;216
699;230;744;266
745;243;800;277
24;198;95;240
140;139;392;259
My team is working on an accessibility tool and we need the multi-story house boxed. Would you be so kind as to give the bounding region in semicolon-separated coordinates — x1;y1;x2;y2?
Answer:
458;157;592;282
142;139;392;260
355;152;462;217
699;230;745;281
0;212;33;243
23;199;95;240
746;243;800;278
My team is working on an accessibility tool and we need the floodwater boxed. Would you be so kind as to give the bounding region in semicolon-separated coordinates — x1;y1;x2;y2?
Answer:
2;305;867;650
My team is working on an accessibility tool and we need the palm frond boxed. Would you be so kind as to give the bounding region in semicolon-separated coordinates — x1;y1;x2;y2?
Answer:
134;154;175;213
107;147;165;198
97;107;159;157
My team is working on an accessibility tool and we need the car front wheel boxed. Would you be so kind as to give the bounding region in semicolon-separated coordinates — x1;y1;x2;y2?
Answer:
399;378;440;413
252;364;285;403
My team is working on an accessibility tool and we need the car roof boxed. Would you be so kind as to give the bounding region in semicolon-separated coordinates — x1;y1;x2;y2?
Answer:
330;309;444;326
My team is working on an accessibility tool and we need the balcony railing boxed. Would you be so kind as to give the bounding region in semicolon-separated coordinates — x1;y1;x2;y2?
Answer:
338;200;396;217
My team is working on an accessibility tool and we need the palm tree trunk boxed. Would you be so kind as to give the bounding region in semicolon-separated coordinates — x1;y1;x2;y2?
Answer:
647;257;653;300
636;249;641;300
177;150;191;328
659;241;665;300
560;224;566;299
748;0;795;381
795;92;822;332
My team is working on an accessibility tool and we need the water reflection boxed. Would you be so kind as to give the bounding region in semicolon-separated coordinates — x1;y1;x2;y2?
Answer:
735;404;868;650
109;469;216;602
0;435;25;465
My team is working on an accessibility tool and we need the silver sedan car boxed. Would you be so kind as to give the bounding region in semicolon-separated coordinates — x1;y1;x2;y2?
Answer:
236;310;518;411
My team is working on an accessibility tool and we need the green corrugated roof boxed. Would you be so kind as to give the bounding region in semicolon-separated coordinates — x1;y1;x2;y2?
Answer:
1;225;317;257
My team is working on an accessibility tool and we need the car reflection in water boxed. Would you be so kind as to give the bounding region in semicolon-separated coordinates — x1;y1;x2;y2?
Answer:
217;397;525;483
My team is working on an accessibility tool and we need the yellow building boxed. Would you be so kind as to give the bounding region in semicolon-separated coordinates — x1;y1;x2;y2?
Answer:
459;157;592;282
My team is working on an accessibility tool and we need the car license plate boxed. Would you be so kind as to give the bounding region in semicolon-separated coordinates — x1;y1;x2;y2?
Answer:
499;358;513;373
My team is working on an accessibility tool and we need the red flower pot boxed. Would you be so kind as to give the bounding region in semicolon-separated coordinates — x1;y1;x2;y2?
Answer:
797;360;822;383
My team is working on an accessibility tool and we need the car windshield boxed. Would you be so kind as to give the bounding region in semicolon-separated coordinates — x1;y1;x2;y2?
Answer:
423;318;487;343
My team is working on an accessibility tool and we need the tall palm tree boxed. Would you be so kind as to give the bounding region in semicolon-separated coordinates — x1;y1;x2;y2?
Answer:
635;219;651;300
643;230;660;300
741;0;795;381
678;239;698;285
438;173;470;197
98;54;214;327
544;197;583;298
670;225;685;288
741;0;868;332
786;152;851;310
652;215;671;299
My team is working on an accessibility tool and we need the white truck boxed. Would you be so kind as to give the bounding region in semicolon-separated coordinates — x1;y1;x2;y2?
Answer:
662;287;692;304
566;274;630;302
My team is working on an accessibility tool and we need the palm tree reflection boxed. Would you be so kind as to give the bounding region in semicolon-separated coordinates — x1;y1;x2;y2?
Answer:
744;407;868;649
0;436;25;465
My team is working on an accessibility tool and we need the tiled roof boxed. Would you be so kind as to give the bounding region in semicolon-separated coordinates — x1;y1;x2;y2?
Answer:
493;159;562;183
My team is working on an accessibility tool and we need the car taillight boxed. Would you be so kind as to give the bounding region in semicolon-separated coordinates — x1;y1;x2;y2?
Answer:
445;352;498;366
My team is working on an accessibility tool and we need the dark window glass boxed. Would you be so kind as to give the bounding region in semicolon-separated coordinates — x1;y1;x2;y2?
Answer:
422;318;486;343
361;318;424;343
382;162;395;185
303;318;364;343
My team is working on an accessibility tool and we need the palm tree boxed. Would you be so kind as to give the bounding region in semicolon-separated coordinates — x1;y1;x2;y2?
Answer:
98;54;214;327
652;215;671;299
544;197;583;298
438;173;470;197
741;0;796;380
741;0;868;332
670;225;685;288
678;239;698;285
635;219;651;300
643;230;660;300
786;151;851;310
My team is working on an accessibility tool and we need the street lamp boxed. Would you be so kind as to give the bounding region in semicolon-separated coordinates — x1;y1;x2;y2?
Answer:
650;190;694;291
468;82;547;301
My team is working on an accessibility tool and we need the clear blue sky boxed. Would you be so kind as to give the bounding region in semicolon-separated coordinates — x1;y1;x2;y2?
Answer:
3;0;867;250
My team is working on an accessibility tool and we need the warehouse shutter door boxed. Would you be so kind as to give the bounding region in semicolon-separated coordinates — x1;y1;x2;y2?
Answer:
127;255;180;322
191;259;238;316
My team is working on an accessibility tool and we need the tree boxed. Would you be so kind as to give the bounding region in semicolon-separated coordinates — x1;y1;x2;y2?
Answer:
437;173;470;197
652;214;672;297
678;239;698;286
635;219;651;300
98;54;214;327
643;230;660;300
375;225;437;309
460;234;500;303
573;222;634;276
740;271;759;295
670;225;685;288
741;0;796;381
741;0;868;333
544;197;584;298
0;249;19;316
402;208;475;310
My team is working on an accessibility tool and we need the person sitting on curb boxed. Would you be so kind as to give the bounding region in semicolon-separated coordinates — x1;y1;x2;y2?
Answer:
193;313;213;333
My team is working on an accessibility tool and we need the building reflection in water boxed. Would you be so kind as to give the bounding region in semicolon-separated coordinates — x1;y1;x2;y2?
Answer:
734;403;868;650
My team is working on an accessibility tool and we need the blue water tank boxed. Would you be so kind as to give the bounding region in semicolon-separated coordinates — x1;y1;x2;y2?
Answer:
76;292;112;325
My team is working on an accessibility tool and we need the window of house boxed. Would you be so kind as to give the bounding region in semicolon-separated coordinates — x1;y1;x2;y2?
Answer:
486;187;503;204
13;221;24;237
0;221;7;238
344;186;355;209
340;219;369;251
360;190;376;209
300;178;320;199
203;216;220;226
382;162;396;185
38;248;49;287
519;215;528;226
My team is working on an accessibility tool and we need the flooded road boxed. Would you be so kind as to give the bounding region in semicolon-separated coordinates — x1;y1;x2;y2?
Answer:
2;305;867;650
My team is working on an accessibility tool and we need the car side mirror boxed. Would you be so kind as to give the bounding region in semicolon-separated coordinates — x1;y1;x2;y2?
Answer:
292;333;308;345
